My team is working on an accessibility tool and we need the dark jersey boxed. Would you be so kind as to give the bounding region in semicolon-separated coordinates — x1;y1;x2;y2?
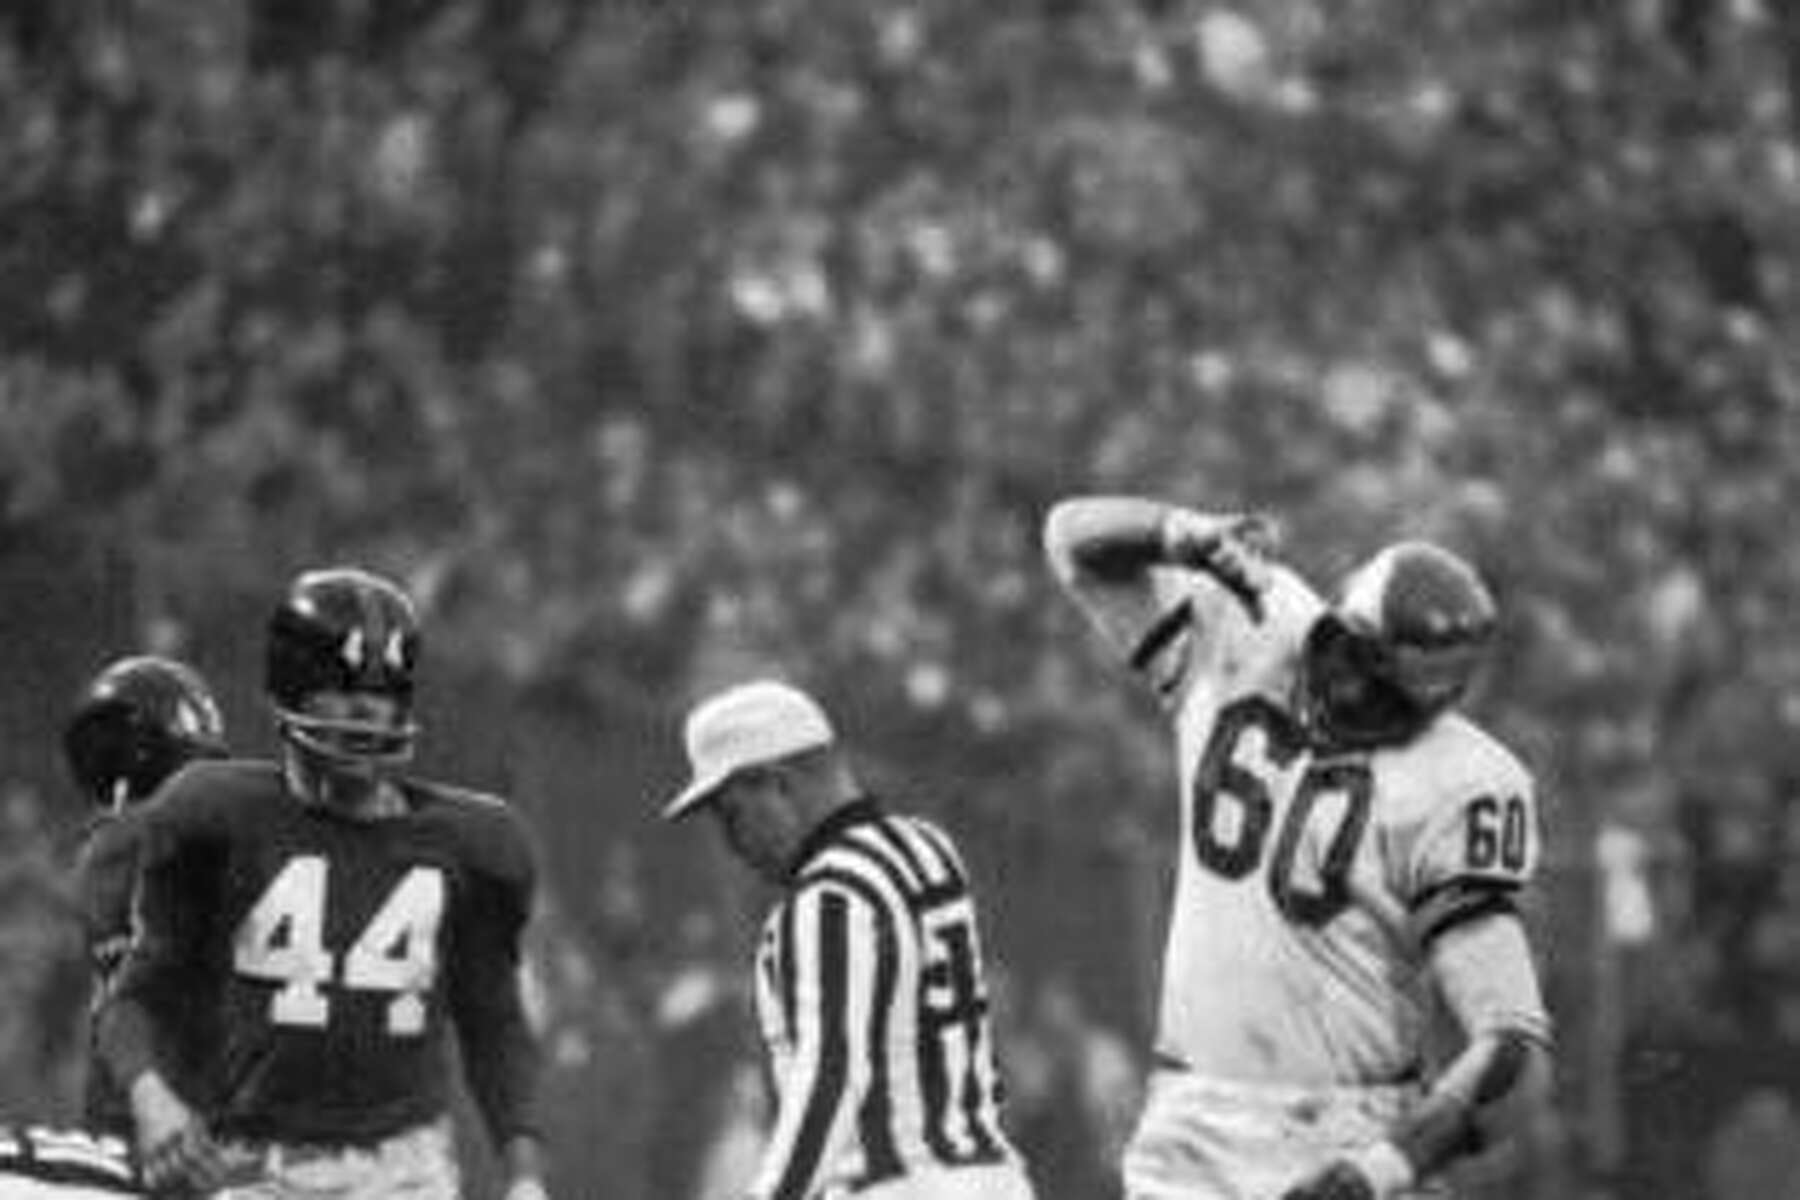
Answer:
97;759;543;1148
74;811;216;1136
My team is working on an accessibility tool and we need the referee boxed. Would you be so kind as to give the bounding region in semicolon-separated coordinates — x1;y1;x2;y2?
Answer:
663;680;1037;1200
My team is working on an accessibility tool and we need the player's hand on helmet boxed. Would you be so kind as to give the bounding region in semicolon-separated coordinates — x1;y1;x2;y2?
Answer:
1159;509;1279;620
128;1072;229;1194
1276;1158;1377;1200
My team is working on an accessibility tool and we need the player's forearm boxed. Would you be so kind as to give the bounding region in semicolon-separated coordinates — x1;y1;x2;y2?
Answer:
453;872;546;1151
458;1006;545;1153
95;931;201;1100
1390;908;1553;1180
1388;1027;1552;1180
94;992;163;1094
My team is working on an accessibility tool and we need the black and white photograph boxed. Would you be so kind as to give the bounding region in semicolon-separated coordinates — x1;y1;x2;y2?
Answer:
0;2;1794;1198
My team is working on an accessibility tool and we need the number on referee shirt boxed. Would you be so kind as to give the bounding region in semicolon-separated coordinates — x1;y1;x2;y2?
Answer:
920;898;1000;1161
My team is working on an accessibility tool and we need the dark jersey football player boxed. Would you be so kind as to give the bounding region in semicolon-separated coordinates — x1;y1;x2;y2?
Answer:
96;567;551;1200
63;654;229;1138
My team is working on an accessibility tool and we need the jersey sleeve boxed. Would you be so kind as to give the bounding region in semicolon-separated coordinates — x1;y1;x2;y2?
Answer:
1430;907;1553;1044
1081;563;1320;709
752;879;898;1200
93;783;225;1095
446;804;545;1149
73;817;140;992
1394;750;1542;949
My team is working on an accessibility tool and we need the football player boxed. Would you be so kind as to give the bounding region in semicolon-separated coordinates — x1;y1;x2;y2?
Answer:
0;1124;262;1198
0;1125;144;1198
96;567;552;1200
63;654;230;1138
1042;496;1553;1200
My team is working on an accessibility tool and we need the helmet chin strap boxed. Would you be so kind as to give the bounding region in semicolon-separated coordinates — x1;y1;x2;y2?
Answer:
282;744;409;819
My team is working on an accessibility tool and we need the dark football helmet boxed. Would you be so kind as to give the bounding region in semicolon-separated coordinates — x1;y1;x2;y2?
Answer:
1296;541;1497;750
63;656;227;809
266;566;420;766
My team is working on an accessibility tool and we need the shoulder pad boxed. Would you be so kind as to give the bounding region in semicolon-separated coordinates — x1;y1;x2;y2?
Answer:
1382;717;1541;902
410;779;537;884
140;758;281;830
1396;714;1532;799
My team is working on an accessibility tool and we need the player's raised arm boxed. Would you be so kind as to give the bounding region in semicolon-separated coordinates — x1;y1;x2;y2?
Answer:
1041;495;1276;691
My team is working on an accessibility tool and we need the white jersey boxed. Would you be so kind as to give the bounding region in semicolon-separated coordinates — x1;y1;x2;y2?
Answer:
0;1127;139;1198
1095;561;1545;1086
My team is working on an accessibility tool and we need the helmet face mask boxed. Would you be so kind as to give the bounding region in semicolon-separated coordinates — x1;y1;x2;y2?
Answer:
279;692;417;767
1298;618;1432;749
266;568;420;784
1298;542;1496;751
63;657;227;809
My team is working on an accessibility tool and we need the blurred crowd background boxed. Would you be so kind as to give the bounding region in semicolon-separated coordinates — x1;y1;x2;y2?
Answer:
0;1;1798;1197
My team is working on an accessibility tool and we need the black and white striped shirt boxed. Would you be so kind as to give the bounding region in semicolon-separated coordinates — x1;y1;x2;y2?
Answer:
750;798;1017;1200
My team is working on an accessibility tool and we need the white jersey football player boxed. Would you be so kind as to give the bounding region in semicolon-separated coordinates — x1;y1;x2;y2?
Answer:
1042;496;1553;1200
0;1127;141;1199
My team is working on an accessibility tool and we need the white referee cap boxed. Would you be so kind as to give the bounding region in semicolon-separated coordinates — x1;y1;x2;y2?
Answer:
663;680;836;820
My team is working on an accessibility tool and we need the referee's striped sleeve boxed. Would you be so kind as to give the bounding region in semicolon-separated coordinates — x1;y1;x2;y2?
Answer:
753;880;895;1200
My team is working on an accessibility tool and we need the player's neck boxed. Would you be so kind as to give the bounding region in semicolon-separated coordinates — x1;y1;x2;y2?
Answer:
284;755;407;820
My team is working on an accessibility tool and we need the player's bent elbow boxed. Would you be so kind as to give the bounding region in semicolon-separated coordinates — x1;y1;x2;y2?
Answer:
1041;496;1162;582
1040;499;1091;578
